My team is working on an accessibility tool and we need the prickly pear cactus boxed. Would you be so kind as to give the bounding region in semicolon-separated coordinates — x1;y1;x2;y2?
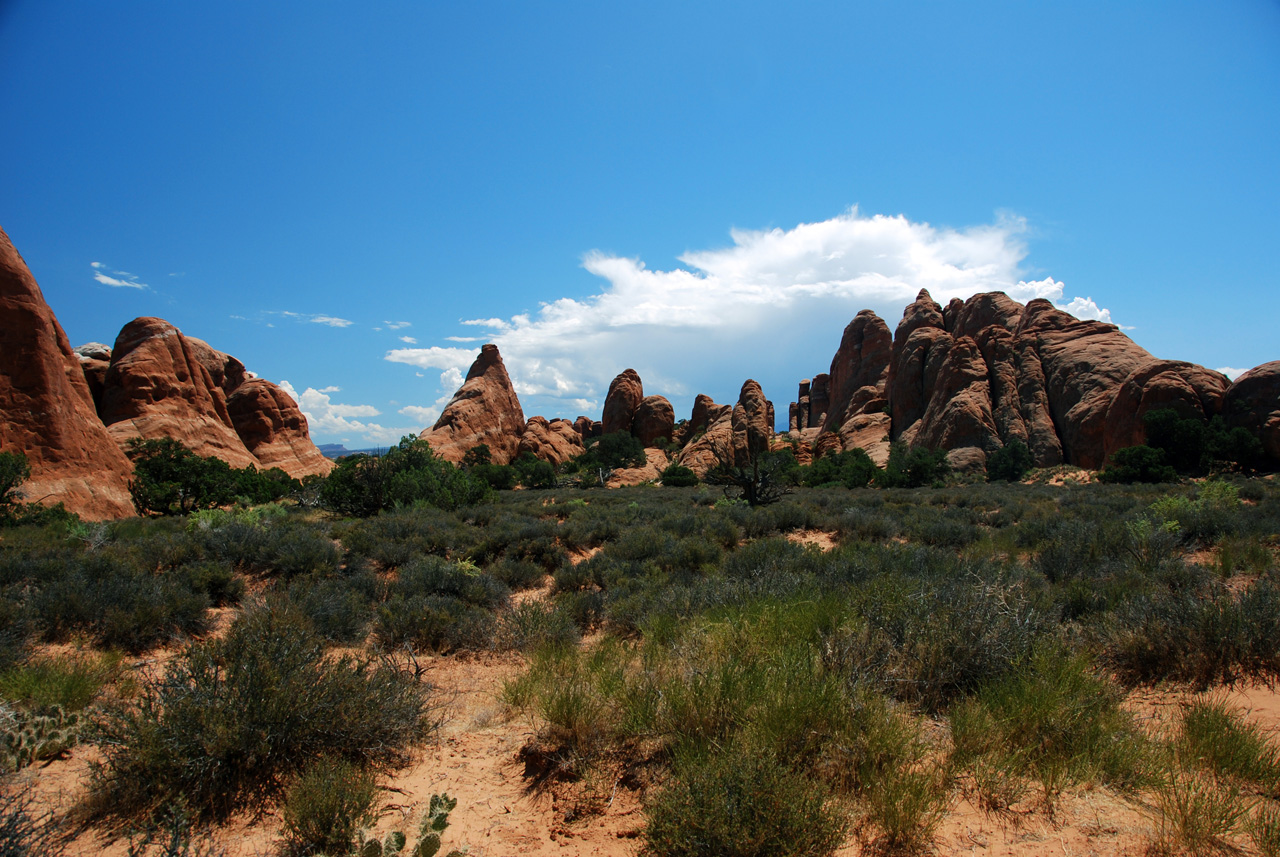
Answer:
0;705;82;771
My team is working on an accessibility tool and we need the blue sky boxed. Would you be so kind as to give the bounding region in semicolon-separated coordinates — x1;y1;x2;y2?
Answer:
3;2;1277;446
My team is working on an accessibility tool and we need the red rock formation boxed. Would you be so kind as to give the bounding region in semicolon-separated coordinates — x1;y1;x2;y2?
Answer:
678;381;773;476
0;227;135;519
420;344;526;465
1222;362;1280;462
795;289;1244;472
100;318;261;470
186;337;248;395
808;374;830;428
518;416;584;466
601;369;644;436
689;393;728;437
226;378;334;478
633;395;675;447
823;310;893;434
572;416;598;440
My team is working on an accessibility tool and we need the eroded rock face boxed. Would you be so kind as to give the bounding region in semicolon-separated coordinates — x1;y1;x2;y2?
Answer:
420;344;526;465
0;228;134;519
633;395;675;447
101;318;261;470
226;378;334;478
601;369;644;436
518;416;584;466
1222;362;1280;462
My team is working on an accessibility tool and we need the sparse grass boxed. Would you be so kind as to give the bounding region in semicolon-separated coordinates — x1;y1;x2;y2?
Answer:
0;650;122;712
1150;766;1248;856
1176;696;1280;794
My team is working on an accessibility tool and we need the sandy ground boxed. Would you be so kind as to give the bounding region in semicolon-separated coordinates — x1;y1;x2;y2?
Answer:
19;644;1280;857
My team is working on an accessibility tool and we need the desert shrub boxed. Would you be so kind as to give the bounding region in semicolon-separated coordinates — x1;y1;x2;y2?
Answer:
175;560;243;607
825;574;1049;712
287;573;378;644
1097;576;1280;687
641;749;847;857
705;450;800;508
660;463;698;487
32;553;210;652
1099;445;1178;484
321;437;489;517
338;507;472;568
498;600;580;652
126;438;300;515
371;559;503;653
280;758;378;856
91;605;434;820
875;443;950;488
486;557;546;590
987;439;1032;482
1143;407;1265;473
259;524;342;579
0;452;29;513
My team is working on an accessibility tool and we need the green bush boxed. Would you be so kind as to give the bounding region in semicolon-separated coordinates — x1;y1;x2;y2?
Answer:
1100;445;1178;484
641;750;847;857
127;438;299;515
281;758;378;856
875;443;950;488
801;448;877;489
321;437;489;517
91;605;434;820
587;432;647;470
987;439;1032;482
660;463;699;487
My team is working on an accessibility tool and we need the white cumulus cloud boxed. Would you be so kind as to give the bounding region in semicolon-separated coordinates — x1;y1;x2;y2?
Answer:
385;208;1118;423
1216;367;1248;381
278;381;413;445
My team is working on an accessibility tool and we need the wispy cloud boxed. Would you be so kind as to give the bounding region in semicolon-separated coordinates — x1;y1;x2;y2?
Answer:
385;321;412;330
445;336;479;342
386;208;1118;420
399;335;417;344
90;261;148;290
1216;367;1248;381
310;315;353;328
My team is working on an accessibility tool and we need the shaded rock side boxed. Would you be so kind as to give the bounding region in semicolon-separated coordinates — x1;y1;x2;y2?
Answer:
420;344;526;465
1222;362;1280;462
601;369;644;436
518;416;584;467
186;337;248;395
100;317;260;470
226;378;334;478
822;310;892;433
0;227;134;519
633;395;675;447
73;342;112;415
